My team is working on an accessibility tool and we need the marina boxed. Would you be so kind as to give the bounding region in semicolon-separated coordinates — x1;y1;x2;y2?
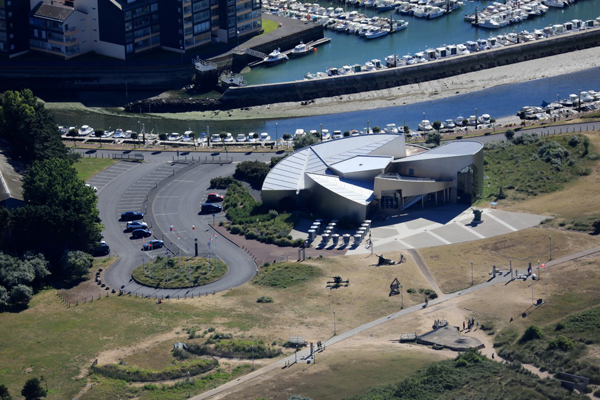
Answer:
243;0;600;85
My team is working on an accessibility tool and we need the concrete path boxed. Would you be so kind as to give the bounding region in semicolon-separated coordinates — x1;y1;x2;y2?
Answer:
191;245;600;399
407;249;444;295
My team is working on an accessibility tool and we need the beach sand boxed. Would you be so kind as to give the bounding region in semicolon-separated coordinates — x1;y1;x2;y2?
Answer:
150;46;600;126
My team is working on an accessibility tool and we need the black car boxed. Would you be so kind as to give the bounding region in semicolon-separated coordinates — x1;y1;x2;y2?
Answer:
142;239;164;251
201;203;222;214
120;211;144;221
92;242;110;256
131;229;152;239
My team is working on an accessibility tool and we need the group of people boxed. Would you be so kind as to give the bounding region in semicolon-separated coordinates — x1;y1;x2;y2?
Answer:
462;317;478;331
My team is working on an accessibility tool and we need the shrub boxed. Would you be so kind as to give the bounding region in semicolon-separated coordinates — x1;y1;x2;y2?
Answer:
233;160;270;187
547;336;575;351
210;176;235;189
568;135;580;147
268;209;279;219
293;134;319;150
230;225;242;235
555;322;566;331
519;325;544;343
505;129;515;141
455;358;469;368
257;296;273;303
92;359;218;382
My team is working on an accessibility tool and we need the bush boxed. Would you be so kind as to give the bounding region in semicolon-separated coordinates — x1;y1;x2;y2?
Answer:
268;209;279;219
230;225;243;235
505;129;515;141
210;176;235;189
548;336;575;351
234;160;270;187
92;359;218;382
257;296;273;303
520;325;544;343
293;134;319;150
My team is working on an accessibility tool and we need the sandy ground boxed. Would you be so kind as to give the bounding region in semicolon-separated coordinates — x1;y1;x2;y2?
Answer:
150;46;600;125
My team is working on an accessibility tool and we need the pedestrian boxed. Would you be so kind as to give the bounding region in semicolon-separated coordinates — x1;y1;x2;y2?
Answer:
463;321;465;331
492;353;495;360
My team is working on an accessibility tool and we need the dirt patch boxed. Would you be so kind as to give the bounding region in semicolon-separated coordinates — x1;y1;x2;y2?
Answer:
59;258;118;304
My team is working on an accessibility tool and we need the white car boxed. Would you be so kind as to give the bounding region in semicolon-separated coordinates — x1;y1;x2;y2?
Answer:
126;221;148;231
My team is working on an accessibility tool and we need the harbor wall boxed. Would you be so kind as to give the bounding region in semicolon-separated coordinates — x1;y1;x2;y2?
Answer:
219;28;600;108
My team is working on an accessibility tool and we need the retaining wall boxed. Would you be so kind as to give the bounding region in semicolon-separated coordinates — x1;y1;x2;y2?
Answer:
219;28;600;108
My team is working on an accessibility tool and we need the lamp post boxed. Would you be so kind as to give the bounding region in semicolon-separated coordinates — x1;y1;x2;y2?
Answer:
475;107;478;130
471;261;474;286
548;236;552;260
333;310;336;336
275;122;278;142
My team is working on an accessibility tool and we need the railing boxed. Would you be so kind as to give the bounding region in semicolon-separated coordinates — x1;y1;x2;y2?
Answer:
378;173;452;182
193;56;217;71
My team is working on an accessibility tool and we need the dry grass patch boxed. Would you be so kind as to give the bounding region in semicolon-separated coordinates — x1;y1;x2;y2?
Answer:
418;228;599;294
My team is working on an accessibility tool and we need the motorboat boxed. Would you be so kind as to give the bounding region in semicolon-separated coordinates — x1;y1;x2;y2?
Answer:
114;128;124;138
168;132;181;141
454;115;466;126
321;129;331;140
333;130;344;139
260;132;271;141
263;48;288;65
361;127;374;135
124;130;134;138
294;129;306;139
456;44;470;55
365;26;388;39
101;130;114;138
290;42;313;57
444;119;456;129
181;132;192;142
236;133;247;142
78;125;94;136
478;114;492;124
223;132;234;142
210;133;222;143
247;133;257;142
414;52;428;63
418;119;433;131
384;123;399;134
385;54;401;67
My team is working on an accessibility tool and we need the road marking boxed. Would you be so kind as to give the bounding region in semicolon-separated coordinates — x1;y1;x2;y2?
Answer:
457;222;487;239
486;212;518;232
157;196;180;198
174;180;196;183
426;230;452;244
154;213;179;216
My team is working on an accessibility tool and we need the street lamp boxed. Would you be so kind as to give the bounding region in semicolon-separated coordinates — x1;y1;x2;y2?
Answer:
275;122;278;142
549;236;552;260
333;310;336;336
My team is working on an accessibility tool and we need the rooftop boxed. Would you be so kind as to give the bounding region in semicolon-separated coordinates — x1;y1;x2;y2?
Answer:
33;3;75;22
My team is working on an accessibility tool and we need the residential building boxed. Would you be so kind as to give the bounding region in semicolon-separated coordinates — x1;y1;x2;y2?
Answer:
0;0;30;58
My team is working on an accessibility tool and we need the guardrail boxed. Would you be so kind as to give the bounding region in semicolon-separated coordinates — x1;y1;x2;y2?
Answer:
112;153;144;161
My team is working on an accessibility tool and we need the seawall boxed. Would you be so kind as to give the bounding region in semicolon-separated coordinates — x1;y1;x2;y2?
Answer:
219;27;600;108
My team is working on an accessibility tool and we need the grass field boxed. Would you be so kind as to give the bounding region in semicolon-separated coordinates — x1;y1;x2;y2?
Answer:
73;157;117;181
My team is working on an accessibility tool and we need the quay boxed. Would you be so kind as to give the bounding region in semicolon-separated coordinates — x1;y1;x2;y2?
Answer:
246;37;331;68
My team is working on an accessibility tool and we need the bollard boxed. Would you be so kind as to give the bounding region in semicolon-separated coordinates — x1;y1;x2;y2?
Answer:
177;295;179;299
192;293;193;299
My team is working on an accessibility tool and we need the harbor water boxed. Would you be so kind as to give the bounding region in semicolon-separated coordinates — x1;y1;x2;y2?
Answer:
243;0;600;84
50;67;600;135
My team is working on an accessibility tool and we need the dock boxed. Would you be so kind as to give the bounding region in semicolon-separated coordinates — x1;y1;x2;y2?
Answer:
247;37;331;68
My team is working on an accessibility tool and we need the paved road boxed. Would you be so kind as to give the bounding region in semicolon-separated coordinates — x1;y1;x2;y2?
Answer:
191;245;600;400
89;149;276;297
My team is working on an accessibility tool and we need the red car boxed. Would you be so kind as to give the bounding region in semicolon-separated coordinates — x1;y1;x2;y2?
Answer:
207;193;224;202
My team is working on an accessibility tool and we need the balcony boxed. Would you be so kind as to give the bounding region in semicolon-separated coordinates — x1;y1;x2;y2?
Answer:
64;27;78;36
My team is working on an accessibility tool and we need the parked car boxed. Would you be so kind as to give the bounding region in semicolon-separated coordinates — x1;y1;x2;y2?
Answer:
92;241;110;256
126;221;148;231
131;229;152;239
120;211;144;221
85;184;98;193
206;193;224;202
200;203;222;214
142;239;164;251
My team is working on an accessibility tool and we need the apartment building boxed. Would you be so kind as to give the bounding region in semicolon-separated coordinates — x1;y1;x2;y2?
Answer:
13;0;261;60
0;0;30;57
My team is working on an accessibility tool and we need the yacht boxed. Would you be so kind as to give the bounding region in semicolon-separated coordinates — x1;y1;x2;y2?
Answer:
365;26;388;39
181;132;192;142
321;129;331;141
418;119;433;131
478;114;492;124
263;48;288;65
294;129;306;139
236;133;247;142
456;44;470;55
101;130;114;138
210;134;222;143
247;133;257;142
78;125;94;136
333;130;344;139
114;128;124;138
259;132;271;141
444;119;456;129
384;123;399;134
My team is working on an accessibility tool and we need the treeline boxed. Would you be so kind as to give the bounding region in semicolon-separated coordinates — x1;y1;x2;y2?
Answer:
0;90;102;310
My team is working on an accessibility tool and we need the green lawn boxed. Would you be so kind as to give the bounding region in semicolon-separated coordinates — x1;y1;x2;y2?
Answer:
132;256;228;289
261;19;279;35
73;157;117;181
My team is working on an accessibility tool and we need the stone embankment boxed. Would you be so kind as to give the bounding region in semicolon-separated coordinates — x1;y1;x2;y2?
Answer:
124;97;221;113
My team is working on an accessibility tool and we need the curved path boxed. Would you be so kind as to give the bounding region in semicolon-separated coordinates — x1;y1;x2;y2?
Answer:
89;149;275;297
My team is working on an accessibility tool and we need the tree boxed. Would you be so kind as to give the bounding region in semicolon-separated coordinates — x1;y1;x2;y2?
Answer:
61;250;93;280
0;384;12;400
372;126;381;133
15;158;103;266
432;120;442;131
0;89;68;164
21;377;46;400
282;133;291;141
592;220;600;235
403;126;410;134
252;132;259;140
343;131;350;137
234;160;270;188
293;134;319;150
505;129;515;141
219;132;227;140
425;131;442;146
159;133;167;141
94;129;104;139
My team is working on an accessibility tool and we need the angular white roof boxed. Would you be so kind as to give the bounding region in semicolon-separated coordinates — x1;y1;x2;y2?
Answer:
394;141;483;163
307;173;374;205
330;155;392;176
262;134;405;191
